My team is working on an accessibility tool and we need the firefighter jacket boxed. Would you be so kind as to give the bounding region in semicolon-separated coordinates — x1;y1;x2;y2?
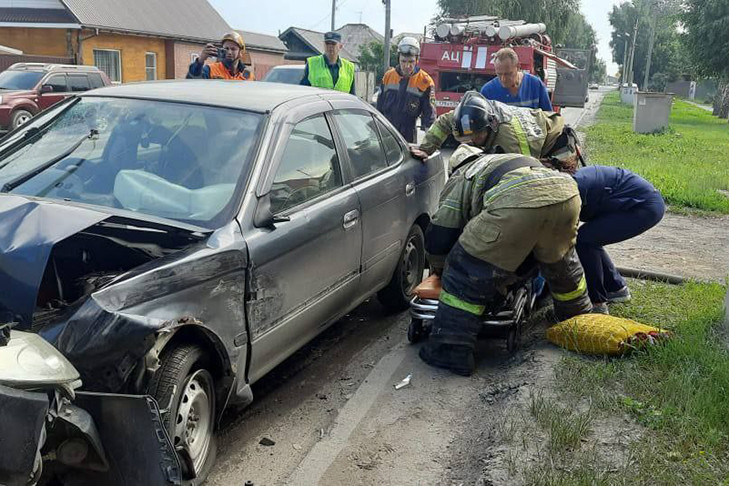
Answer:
425;151;579;274
186;60;255;80
376;66;436;143
419;101;564;161
305;55;355;93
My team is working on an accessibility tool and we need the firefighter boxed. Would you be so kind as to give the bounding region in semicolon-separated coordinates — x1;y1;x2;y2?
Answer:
410;92;577;171
420;140;593;376
187;32;255;80
480;47;553;111
300;31;356;94
376;37;436;143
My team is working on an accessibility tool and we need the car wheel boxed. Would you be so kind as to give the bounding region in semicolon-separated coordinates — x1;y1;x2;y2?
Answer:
378;224;425;312
147;344;217;484
11;109;33;129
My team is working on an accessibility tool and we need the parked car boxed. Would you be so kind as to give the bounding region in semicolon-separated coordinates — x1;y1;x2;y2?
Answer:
0;80;444;483
589;83;600;90
261;64;305;84
0;63;111;131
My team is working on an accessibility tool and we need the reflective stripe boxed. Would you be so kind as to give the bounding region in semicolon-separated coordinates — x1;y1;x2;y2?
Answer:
440;290;485;315
551;275;587;302
510;117;531;156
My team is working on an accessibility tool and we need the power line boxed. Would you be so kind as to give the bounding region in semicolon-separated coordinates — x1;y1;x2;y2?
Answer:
307;0;354;30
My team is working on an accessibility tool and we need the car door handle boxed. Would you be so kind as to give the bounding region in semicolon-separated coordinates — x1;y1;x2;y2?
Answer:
405;182;415;197
343;209;359;229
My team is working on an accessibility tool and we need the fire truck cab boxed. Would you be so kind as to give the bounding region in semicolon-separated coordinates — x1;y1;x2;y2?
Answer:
420;16;590;116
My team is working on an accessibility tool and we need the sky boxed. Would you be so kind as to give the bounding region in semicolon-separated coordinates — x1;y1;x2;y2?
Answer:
211;0;626;75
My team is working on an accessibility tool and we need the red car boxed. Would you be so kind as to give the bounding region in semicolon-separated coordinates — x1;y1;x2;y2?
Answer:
0;63;111;131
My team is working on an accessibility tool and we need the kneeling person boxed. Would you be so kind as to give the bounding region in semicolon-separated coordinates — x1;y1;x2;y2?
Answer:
420;143;593;376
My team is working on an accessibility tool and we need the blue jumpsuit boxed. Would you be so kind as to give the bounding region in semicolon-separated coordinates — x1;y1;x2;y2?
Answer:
573;166;665;303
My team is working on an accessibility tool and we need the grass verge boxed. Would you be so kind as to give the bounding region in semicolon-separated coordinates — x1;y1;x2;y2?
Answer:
553;279;729;484
587;92;729;213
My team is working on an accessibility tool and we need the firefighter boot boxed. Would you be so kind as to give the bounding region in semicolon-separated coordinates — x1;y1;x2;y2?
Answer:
419;343;475;376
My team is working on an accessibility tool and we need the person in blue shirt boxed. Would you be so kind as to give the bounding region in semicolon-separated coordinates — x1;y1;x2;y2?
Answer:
480;47;553;111
546;159;665;314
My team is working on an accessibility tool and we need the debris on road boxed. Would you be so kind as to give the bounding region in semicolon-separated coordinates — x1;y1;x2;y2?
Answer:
315;393;328;400
394;374;412;390
292;443;302;451
259;437;276;447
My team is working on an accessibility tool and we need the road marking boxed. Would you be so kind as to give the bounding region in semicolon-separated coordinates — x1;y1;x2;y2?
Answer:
287;346;406;484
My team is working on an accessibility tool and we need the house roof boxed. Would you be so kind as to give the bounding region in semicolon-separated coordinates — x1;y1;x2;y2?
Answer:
279;27;358;62
59;0;232;43
236;30;287;53
335;23;383;60
0;7;77;24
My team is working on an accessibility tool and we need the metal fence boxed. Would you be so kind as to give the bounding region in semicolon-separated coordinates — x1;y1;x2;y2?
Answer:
0;54;75;73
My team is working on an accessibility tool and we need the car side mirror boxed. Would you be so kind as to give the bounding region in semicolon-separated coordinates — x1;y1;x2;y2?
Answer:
253;193;290;228
40;85;54;93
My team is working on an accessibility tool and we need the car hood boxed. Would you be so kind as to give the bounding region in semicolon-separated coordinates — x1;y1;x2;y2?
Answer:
0;195;109;328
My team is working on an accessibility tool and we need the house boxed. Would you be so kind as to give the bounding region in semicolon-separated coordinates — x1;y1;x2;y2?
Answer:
278;23;384;66
0;0;233;82
235;29;287;80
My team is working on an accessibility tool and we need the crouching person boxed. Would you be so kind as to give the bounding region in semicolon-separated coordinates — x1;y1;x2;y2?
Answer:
419;143;593;376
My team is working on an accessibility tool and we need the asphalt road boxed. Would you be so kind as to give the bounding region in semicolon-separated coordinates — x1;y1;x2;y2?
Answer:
207;88;613;485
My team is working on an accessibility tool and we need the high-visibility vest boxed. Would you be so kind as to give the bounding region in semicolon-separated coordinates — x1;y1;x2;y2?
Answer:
209;62;255;80
306;55;354;92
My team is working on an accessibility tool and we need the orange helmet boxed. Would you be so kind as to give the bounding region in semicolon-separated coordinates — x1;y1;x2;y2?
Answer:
221;32;246;52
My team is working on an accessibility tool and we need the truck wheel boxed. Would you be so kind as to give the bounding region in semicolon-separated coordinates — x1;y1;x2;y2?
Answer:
11;109;32;129
378;224;425;312
147;344;217;484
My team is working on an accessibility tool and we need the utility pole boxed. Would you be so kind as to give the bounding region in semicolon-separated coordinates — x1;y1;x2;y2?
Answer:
383;0;391;73
331;0;336;31
621;35;630;85
643;5;659;89
626;17;639;86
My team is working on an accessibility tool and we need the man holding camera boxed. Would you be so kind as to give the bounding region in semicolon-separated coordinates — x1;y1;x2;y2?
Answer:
187;32;255;80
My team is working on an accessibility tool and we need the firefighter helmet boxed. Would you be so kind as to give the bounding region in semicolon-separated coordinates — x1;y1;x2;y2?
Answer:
221;32;246;52
452;91;499;142
397;37;420;57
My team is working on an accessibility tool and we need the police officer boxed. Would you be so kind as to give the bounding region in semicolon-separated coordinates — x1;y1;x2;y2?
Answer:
410;91;578;171
376;37;436;142
187;32;254;80
300;31;355;95
420;138;593;376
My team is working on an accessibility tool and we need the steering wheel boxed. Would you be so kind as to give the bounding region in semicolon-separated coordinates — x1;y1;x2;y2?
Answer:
280;184;320;210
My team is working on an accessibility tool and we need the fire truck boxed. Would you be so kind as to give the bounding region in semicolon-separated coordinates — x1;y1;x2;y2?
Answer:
419;15;591;115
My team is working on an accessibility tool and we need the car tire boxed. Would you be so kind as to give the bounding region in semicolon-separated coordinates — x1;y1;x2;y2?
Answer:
11;109;33;130
377;224;425;312
147;344;217;485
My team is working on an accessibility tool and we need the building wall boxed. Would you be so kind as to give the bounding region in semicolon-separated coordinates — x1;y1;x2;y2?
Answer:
249;49;285;79
173;41;204;79
81;31;166;83
0;28;72;57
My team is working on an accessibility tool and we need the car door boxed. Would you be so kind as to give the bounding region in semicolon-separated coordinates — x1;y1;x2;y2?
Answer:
244;106;362;382
38;74;69;110
328;102;410;293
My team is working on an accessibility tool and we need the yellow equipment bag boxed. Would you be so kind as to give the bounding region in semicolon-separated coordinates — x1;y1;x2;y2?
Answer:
546;314;671;356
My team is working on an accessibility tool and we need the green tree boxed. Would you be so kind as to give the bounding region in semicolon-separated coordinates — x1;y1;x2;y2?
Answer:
682;0;729;118
358;40;398;81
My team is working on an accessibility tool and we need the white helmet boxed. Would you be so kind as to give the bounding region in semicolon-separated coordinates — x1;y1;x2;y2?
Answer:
397;36;420;57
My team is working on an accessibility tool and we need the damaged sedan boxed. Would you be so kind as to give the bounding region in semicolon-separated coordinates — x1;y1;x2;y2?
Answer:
0;80;444;484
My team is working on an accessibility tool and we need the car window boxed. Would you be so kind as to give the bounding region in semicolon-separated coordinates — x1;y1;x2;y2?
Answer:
263;68;305;84
332;110;388;179
68;75;91;92
43;74;67;93
0;97;263;228
374;118;403;165
270;114;342;214
0;70;44;90
88;73;105;89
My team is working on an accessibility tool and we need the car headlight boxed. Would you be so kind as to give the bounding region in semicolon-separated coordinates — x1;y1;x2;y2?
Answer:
0;95;3;105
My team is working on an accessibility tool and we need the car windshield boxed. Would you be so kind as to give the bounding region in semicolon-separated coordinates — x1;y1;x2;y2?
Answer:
0;70;44;90
0;97;263;228
263;68;304;85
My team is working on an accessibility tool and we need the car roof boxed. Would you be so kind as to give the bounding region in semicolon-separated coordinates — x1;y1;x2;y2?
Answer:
7;63;101;73
271;65;304;69
81;80;344;113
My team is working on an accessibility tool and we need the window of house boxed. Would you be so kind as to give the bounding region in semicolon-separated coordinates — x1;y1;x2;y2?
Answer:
93;49;122;84
270;114;342;214
145;52;157;81
68;74;91;92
